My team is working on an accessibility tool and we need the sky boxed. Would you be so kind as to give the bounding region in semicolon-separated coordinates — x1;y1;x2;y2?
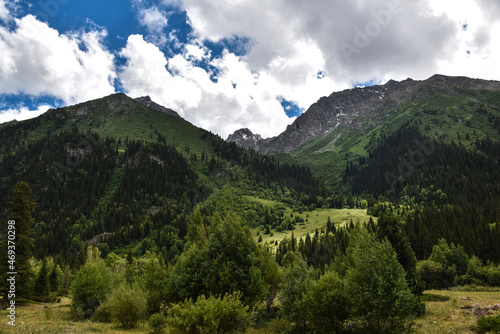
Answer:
0;0;500;138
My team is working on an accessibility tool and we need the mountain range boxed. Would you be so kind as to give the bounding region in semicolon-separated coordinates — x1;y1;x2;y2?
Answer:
0;73;499;263
228;74;500;154
228;74;500;187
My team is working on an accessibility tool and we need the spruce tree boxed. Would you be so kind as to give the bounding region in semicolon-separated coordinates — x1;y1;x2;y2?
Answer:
33;258;50;301
376;213;423;295
1;182;36;301
49;265;60;293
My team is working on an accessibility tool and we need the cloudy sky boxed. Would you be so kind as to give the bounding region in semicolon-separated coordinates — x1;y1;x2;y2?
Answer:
1;0;499;138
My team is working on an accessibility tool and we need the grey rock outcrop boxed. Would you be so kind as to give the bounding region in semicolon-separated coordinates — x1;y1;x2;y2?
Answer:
135;96;181;118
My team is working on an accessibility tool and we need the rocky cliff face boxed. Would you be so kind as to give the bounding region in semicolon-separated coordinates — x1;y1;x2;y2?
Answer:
227;75;500;154
135;96;181;118
226;128;270;151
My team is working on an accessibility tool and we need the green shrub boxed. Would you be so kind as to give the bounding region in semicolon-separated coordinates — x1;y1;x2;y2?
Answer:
71;260;113;319
94;302;112;323
476;314;500;333
279;252;314;329
417;259;456;289
149;313;168;334
344;228;417;333
419;293;450;302
106;283;148;328
43;305;54;321
167;293;249;334
298;271;349;333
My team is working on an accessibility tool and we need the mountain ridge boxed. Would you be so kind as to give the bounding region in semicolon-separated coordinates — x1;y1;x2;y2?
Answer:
135;95;181;118
227;74;500;154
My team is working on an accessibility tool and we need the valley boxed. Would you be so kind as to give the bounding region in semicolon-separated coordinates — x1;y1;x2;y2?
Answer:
0;74;500;333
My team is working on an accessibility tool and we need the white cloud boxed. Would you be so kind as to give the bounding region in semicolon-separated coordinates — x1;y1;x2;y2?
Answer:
119;35;304;138
138;5;169;47
134;2;172;47
139;6;168;32
185;43;209;60
119;34;203;111
0;15;116;105
427;0;500;80
178;0;467;85
0;0;9;20
0;104;52;124
177;0;500;84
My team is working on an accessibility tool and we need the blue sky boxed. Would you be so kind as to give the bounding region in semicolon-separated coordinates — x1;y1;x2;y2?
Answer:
1;0;500;138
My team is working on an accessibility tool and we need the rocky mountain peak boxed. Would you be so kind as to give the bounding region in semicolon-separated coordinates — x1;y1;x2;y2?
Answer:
135;96;181;118
226;128;269;151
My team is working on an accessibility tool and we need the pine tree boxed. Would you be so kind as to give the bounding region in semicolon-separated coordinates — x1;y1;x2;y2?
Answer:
1;182;36;300
126;249;134;265
49;265;60;293
33;258;50;301
60;265;71;295
376;213;423;295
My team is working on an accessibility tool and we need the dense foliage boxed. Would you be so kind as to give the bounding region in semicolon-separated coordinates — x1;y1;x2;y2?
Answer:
2;91;500;332
346;124;500;263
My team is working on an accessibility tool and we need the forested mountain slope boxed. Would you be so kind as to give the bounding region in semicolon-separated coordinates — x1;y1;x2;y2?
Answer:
0;94;327;263
229;75;500;188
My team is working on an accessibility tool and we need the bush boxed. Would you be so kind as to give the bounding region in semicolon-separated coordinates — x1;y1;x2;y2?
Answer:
476;314;500;333
417;259;456;289
298;271;349;333
94;302;112;323
279;252;314;329
106;283;148;328
344;228;417;333
419;293;450;302
167;293;249;334
71;260;113;319
149;313;168;334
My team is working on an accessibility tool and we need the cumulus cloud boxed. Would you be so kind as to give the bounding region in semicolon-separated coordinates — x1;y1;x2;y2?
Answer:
0;0;9;20
178;0;466;85
119;35;302;138
476;0;500;21
427;0;500;80
0;104;52;124
139;6;168;32
119;34;202;110
136;4;170;46
0;15;116;104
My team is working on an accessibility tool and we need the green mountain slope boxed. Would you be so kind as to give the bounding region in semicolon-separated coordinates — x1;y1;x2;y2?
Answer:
274;81;500;189
0;94;329;262
0;93;213;157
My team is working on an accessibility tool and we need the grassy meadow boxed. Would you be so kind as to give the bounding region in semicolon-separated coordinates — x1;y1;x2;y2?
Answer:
249;202;376;250
0;297;149;334
415;289;500;334
1;289;498;333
